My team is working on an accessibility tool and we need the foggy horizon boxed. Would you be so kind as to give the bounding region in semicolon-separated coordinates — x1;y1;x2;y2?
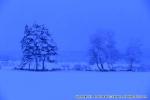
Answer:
0;0;150;62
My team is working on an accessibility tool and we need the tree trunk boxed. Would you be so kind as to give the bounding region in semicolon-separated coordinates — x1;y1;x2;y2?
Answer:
99;57;104;71
98;52;104;71
35;57;38;70
96;62;101;71
42;56;45;70
28;63;31;70
100;63;104;71
21;60;26;70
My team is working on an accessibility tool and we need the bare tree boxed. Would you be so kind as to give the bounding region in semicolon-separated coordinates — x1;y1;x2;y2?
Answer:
105;32;120;71
89;31;119;71
125;39;142;71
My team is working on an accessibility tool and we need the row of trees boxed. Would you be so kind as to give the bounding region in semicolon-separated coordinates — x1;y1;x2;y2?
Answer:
19;24;57;71
19;23;142;71
89;31;142;71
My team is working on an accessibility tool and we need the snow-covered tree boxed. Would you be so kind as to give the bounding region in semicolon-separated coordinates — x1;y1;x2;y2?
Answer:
125;39;142;71
20;24;57;70
20;25;34;69
38;25;57;70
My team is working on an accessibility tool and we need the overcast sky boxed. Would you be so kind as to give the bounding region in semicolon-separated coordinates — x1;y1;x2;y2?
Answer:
0;0;150;61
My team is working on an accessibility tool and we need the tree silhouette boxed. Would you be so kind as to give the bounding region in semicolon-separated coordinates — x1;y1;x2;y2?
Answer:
20;24;57;71
105;32;119;70
20;25;34;69
38;25;57;70
89;31;119;71
125;39;142;71
89;32;108;71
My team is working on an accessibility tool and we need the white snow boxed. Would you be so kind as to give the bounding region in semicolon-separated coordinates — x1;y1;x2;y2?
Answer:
0;71;150;100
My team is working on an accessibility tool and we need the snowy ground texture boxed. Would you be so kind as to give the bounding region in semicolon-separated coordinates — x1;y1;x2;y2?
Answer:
0;70;150;100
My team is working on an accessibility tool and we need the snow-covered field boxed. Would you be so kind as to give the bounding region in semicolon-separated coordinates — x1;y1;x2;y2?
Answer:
0;70;150;100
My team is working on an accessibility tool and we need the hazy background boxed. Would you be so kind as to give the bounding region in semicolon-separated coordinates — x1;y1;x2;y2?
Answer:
0;0;150;62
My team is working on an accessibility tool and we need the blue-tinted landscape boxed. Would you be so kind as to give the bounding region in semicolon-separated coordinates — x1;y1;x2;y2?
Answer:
0;0;150;100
